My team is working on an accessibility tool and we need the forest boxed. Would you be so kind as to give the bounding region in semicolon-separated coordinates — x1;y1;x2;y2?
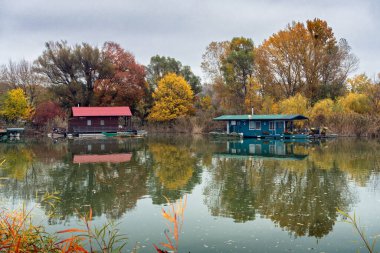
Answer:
1;18;379;136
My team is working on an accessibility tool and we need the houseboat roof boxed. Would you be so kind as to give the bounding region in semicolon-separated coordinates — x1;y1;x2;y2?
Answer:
213;114;308;121
73;153;132;164
72;106;132;117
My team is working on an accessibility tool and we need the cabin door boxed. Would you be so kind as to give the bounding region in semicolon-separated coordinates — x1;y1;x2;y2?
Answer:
275;121;285;135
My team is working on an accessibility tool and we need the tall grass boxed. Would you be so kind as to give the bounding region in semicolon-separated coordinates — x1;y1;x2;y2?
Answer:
153;196;187;253
337;208;379;253
0;182;128;253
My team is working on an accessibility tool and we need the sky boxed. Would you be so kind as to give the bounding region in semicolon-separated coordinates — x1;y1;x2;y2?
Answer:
1;0;379;80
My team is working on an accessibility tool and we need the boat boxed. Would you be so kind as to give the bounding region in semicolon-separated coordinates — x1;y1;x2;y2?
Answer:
102;132;117;137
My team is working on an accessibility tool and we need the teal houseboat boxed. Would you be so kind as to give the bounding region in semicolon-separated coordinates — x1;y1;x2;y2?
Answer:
213;114;309;139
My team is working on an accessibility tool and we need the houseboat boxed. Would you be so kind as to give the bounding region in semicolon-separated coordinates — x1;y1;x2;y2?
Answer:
68;106;137;137
213;114;309;139
215;139;309;160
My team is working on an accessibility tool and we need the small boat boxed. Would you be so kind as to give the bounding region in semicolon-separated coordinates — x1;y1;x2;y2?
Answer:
102;132;117;137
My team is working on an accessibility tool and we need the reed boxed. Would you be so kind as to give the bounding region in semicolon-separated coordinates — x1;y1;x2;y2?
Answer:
153;195;187;253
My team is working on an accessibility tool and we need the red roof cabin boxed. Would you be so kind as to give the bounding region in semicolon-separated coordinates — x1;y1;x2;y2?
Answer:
68;106;132;134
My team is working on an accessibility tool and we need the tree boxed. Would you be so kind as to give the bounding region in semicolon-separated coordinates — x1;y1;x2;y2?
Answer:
1;88;32;123
346;73;373;93
0;60;47;106
201;38;255;114
256;19;358;102
337;93;371;114
94;42;147;114
221;37;255;96
148;73;194;122
278;93;309;115
35;41;108;108
32;101;65;127
146;55;201;94
201;41;230;83
309;98;335;126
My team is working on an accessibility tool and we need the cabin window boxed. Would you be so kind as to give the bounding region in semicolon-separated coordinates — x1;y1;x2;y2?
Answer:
87;120;92;126
269;121;275;130
100;120;105;126
230;121;236;126
249;121;261;130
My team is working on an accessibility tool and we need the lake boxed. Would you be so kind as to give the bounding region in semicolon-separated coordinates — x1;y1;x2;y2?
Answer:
0;136;380;252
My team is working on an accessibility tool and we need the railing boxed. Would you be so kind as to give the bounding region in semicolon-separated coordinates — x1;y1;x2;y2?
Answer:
72;126;130;133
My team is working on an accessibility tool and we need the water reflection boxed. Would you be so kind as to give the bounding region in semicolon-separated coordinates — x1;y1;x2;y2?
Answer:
0;137;379;243
205;139;360;237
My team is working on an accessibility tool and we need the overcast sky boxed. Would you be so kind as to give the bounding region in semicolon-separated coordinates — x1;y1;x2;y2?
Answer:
1;0;379;79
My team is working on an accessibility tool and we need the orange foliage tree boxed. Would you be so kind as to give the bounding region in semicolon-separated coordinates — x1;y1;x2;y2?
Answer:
94;42;147;114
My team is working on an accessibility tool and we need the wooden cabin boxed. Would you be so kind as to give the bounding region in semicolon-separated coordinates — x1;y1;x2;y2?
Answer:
68;106;132;134
213;114;309;139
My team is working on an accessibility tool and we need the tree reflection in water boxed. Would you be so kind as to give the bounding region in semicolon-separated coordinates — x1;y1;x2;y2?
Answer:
205;139;357;238
0;137;379;241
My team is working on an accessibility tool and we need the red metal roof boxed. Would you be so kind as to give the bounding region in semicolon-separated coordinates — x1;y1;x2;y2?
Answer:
73;153;132;164
72;107;132;117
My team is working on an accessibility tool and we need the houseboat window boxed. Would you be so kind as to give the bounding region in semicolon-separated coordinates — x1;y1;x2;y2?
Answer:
87;120;92;126
100;120;105;126
269;121;275;130
249;121;261;130
230;121;236;126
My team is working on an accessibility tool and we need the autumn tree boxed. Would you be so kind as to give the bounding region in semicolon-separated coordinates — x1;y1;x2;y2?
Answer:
94;42;147;115
35;41;109;108
337;93;371;114
346;73;380;114
32;101;66;127
309;98;335;126
278;93;309;116
256;19;358;102
0;88;32;123
201;38;255;113
148;73;194;122
0;60;47;106
146;55;201;94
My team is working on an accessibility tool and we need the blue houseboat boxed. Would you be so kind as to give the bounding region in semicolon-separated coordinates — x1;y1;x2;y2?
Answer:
215;139;309;160
213;114;309;139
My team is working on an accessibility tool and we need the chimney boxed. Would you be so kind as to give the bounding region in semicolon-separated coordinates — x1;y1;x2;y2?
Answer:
251;107;254;115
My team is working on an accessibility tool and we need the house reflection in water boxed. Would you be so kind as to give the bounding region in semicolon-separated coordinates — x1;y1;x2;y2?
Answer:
69;138;133;164
218;139;309;160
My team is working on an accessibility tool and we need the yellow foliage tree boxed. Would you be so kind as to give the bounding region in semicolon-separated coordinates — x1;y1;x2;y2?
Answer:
260;95;278;114
148;73;194;121
1;88;32;122
309;98;335;126
278;93;309;115
337;93;371;114
346;73;373;93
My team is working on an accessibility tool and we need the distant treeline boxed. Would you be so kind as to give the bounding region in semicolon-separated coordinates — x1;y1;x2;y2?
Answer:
0;18;379;136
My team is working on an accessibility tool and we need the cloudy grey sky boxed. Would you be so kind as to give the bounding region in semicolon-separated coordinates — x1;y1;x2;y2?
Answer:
1;0;379;79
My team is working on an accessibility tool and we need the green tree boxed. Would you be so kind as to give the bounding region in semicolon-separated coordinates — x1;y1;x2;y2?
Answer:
146;55;201;94
221;37;255;112
35;41;110;108
148;73;194;122
1;88;32;123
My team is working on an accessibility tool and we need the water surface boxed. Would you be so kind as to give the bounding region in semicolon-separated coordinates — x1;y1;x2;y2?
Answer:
0;136;379;252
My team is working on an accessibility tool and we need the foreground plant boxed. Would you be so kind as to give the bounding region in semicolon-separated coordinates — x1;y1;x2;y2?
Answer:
337;208;379;253
57;208;128;253
153;196;187;253
0;189;128;252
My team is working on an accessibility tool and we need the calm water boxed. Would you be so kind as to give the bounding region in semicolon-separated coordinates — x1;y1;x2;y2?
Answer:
1;136;380;252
